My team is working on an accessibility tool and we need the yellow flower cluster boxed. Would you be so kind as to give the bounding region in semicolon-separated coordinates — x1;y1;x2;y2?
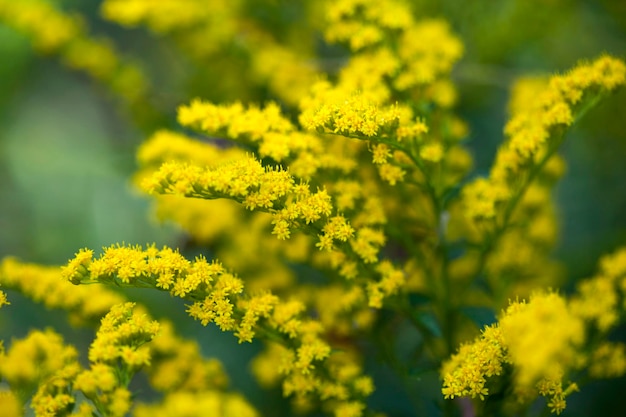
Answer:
299;82;412;138
135;130;312;299
141;154;404;310
324;0;414;51
0;0;150;110
298;0;465;196
103;0;322;105
142;157;387;266
495;55;625;181
87;302;159;365
1;255;235;400
74;303;159;417
441;292;582;414
148;321;230;392
0;329;88;417
30;357;85;417
443;245;626;414
325;0;463;96
499;293;584;387
134;130;255;246
64;245;374;416
137;130;247;171
366;261;407;308
102;0;218;32
134;391;258;417
394;19;464;90
441;325;506;400
303;284;374;336
246;27;322;106
463;55;626;225
570;247;626;332
535;373;579;415
0;329;79;401
6;1;626;416
177;100;358;179
0;0;80;53
0;257;124;326
298;81;438;188
101;0;240;57
0;391;21;417
178;100;294;141
142;158;295;210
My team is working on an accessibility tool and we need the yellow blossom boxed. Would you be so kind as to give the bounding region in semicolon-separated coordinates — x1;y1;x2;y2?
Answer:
0;391;22;417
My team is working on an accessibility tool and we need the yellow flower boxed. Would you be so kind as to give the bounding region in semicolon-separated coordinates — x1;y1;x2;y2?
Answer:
0;390;23;417
499;292;584;387
0;329;78;389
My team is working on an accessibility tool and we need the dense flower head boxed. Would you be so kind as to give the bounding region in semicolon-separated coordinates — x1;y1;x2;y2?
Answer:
299;82;412;138
441;325;506;400
139;156;398;301
69;303;159;417
497;55;625;179
142;157;295;209
441;293;584;414
394;19;464;89
88;302;159;364
136;129;247;170
570;247;626;332
441;244;626;415
0;329;78;391
460;55;626;231
178;100;294;141
324;0;414;51
30;361;83;417
499;293;584;387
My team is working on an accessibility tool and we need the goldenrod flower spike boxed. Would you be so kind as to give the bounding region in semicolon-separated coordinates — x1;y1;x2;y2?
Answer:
0;329;80;406
324;0;414;51
463;55;626;227
0;391;22;417
142;158;294;208
1;256;232;396
442;245;626;414
71;303;159;417
64;244;373;416
0;0;152;121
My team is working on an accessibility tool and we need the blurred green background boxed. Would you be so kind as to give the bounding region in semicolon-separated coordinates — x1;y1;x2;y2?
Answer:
1;0;625;416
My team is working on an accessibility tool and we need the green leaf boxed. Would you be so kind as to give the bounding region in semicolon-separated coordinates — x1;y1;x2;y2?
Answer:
460;306;496;328
412;310;442;338
408;292;432;307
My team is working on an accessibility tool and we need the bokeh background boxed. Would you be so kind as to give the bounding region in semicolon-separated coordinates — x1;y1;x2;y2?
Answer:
1;0;625;415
